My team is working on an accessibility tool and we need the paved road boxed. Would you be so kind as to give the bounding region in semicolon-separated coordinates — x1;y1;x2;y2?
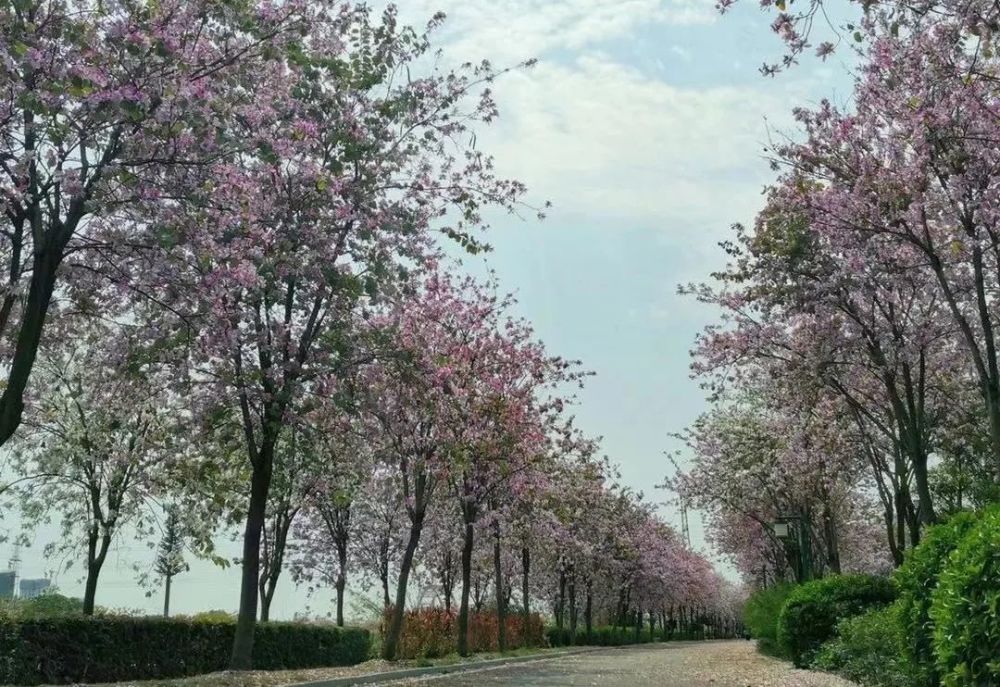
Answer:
387;640;856;687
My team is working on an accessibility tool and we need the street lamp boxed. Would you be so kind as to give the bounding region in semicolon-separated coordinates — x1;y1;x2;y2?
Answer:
771;514;813;582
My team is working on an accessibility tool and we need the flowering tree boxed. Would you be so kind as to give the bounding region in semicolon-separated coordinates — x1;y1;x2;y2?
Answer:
414;276;584;655
11;318;177;614
684;197;957;534
288;408;372;626
680;0;1000;582
0;0;303;446
349;468;405;611
256;427;328;622
135;3;529;666
418;501;464;613
752;26;1000;487
670;380;884;583
721;0;1000;74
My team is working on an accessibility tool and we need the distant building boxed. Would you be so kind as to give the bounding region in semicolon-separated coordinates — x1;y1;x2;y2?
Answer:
19;578;50;599
0;571;14;600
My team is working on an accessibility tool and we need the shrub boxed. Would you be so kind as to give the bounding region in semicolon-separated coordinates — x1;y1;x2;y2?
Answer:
545;624;653;647
929;505;1000;687
468;611;544;653
0;593;83;621
395;607;454;659
777;574;896;668
743;583;797;658
812;602;923;687
895;509;980;685
545;625;572;647
387;607;545;659
0;615;371;685
189;609;236;623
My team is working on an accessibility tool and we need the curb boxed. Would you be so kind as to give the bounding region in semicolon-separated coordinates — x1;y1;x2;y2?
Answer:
286;647;603;687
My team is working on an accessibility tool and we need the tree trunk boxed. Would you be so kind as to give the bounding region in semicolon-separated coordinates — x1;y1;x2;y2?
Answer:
584;580;592;637
521;547;530;617
381;573;391;609
556;569;566;630
439;551;455;613
230;456;273;669
335;574;346;628
83;529;112;616
457;515;475;657
567;567;577;644
0;237;63;447
912;452;936;533
259;504;297;623
382;513;425;660
259;583;274;622
616;587;626;630
822;497;841;574
988;387;1000;481
492;523;507;652
162;572;173;618
336;536;348;627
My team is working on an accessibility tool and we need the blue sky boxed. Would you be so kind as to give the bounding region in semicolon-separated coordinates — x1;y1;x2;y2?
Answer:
4;0;857;619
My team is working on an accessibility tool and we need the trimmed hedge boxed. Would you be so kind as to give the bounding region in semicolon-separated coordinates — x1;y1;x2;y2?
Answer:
545;622;719;647
546;625;654;647
386;608;545;659
777;574;896;667
812;602;923;687
744;583;797;658
895;509;980;686
0;616;372;685
929;505;1000;687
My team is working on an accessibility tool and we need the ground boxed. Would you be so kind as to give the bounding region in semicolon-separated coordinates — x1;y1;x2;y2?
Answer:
55;641;856;687
387;641;856;686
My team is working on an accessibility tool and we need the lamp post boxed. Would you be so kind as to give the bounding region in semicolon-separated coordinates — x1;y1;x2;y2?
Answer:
771;514;813;582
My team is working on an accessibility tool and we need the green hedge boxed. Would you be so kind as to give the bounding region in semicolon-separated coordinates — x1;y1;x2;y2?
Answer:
546;625;656;647
744;583;797;658
0;616;372;685
545;622;720;647
777;574;896;668
895;510;981;686
929;505;1000;687
812;602;923;687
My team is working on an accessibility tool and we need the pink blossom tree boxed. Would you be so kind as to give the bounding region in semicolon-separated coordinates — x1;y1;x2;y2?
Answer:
10;317;179;614
0;0;305;446
136;4;529;665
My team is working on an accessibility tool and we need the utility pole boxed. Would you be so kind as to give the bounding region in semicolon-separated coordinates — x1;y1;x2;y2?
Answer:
8;544;21;597
680;502;692;549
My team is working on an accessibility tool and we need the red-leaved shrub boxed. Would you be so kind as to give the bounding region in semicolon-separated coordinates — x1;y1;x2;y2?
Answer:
385;607;545;658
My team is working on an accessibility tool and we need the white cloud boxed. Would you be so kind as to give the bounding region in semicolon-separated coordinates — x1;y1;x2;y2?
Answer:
670;44;693;62
397;0;716;63
476;55;807;243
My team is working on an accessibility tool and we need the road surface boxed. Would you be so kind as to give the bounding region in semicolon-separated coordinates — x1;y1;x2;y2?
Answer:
387;640;856;686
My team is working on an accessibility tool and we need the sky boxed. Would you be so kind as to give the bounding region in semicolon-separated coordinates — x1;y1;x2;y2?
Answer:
1;0;858;620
